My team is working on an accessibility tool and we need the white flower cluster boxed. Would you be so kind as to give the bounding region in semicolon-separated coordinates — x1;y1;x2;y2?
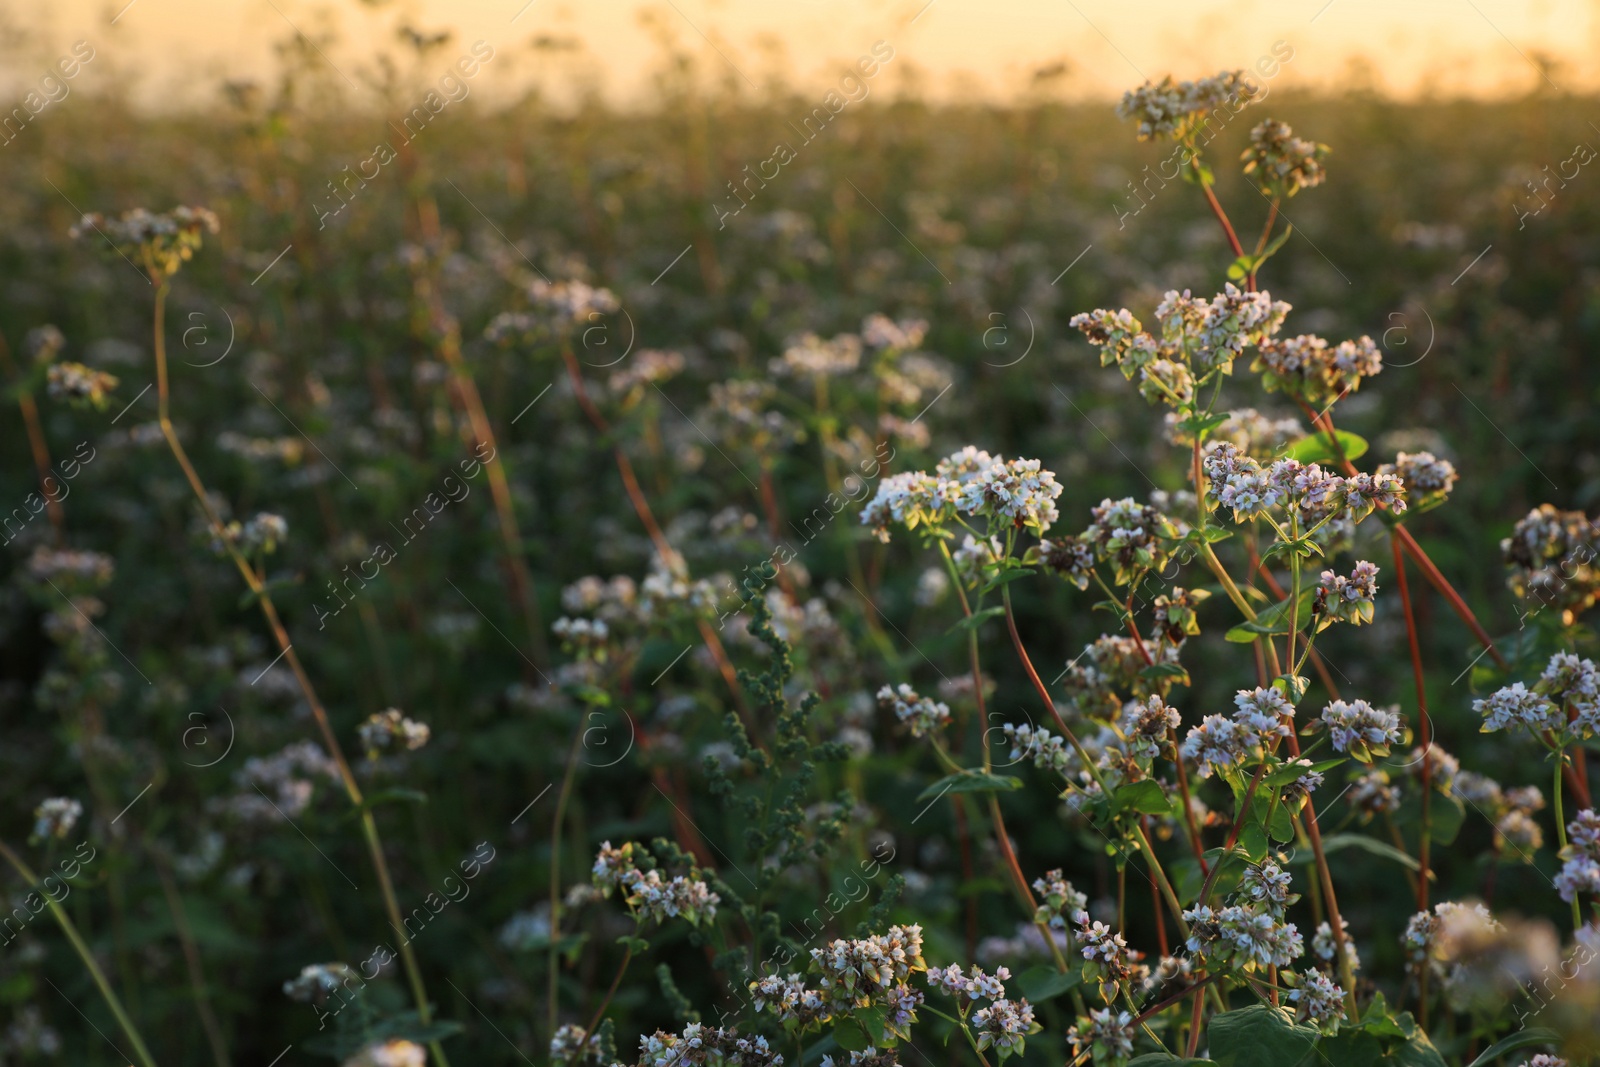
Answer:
1066;1007;1135;1063
1312;917;1361;974
1377;452;1457;507
610;349;686;395
811;925;926;1011
1030;869;1088;929
1542;653;1600;739
628;1024;783;1067
971;997;1037;1056
925;963;1008;1003
1071;285;1289;405
1058;633;1180;720
528;278;621;327
1122;694;1181;760
1185;859;1305;975
1556;808;1600;903
876;684;951;738
1080;497;1176;583
26;547;115;590
1073;911;1141;983
498;907;551;950
1319;699;1404;761
1315;560;1379;625
1002;722;1072;776
639;558;722;622
1475;680;1563;736
46;362;119;408
770;333;862;378
1286;968;1346;1032
1253;332;1384;404
1233;686;1294;740
862;314;929;351
591;841;719;926
860;448;1062;541
750;973;831;1026
283;962;354;1002
1349;769;1401;820
70;205;219;277
1203;446;1405;526
222;741;340;823
1399;901;1538;1011
1501;504;1600;616
1183;902;1304;971
550;1024;599;1065
554;616;611;657
1242;119;1329;197
32;797;82;840
563;575;640;625
358;708;431;756
1179;689;1293;779
1279;758;1325;807
1116;70;1258;141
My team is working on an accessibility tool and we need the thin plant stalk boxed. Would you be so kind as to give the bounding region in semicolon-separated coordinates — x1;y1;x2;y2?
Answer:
0;839;158;1067
410;265;548;664
548;714;588;1039
150;852;231;1067
1553;750;1584;932
149;280;450;1067
1000;585;1188;937
1390;534;1433;912
0;336;66;544
558;343;756;732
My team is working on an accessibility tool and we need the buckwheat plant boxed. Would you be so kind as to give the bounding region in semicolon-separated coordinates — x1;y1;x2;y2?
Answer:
838;68;1594;1067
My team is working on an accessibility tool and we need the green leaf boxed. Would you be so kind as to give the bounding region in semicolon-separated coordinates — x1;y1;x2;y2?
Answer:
1396;792;1466;846
948;606;1005;634
1130;1057;1216;1066
1225;596;1314;642
1177;412;1232;436
1207;1005;1320;1067
1113;779;1173;816
1463;1028;1562;1067
1226;254;1256;282
917;770;1023;802
1307;833;1420;871
832;1023;872;1052
1239;819;1269;862
1013;965;1081;1003
980;568;1035;595
1300;1031;1384;1067
1140;663;1190;680
1281;430;1369;465
1354;992;1407;1039
1266;758;1345;787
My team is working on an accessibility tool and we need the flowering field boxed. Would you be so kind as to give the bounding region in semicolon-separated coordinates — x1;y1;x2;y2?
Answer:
4;44;1600;1067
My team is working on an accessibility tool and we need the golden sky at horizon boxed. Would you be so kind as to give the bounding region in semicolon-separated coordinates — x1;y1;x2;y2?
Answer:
7;0;1598;108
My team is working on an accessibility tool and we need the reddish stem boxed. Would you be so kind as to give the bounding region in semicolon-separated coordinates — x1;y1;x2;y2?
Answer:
560;346;755;732
1391;534;1432;911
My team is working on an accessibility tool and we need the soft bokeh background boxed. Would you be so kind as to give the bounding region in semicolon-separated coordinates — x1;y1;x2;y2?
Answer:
4;0;1600;1064
8;0;1600;108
